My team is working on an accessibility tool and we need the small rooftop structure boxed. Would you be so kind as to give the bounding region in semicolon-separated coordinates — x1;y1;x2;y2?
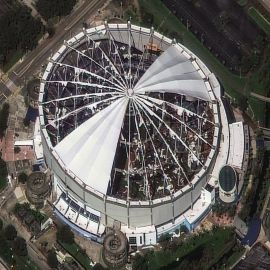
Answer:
228;122;244;169
218;165;237;203
26;171;51;206
33;118;43;161
103;229;128;268
14;186;26;203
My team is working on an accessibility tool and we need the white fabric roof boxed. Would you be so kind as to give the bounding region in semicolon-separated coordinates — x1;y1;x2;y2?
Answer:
54;98;128;194
50;42;217;195
134;45;211;101
34;117;43;160
208;99;229;186
228;122;244;169
14;140;33;146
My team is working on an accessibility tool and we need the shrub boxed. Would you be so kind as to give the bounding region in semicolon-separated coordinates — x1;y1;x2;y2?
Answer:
13;237;28;256
47;249;58;269
5;225;17;241
18;172;28;184
14;146;21;154
57;225;74;244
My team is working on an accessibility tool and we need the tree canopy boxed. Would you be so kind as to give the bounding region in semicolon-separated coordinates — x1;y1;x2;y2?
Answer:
4;224;17;241
0;103;9;138
93;263;107;270
57;225;74;244
0;4;43;68
13;237;28;256
36;0;77;20
0;233;13;265
18;172;28;184
0;218;3;231
0;157;8;190
132;253;149;270
47;249;58;269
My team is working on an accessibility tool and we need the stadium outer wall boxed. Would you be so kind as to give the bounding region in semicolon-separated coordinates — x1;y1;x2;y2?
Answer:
39;23;222;234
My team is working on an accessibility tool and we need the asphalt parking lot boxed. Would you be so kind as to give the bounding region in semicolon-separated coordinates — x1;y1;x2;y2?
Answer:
235;243;270;270
162;0;266;73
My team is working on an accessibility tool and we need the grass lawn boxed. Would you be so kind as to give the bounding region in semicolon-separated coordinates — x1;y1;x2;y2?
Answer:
58;241;93;270
14;255;40;270
147;227;234;270
226;249;245;268
248;7;270;35
248;97;265;124
2;50;24;73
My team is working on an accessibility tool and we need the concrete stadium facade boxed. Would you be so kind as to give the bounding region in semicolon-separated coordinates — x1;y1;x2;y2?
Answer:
39;23;224;243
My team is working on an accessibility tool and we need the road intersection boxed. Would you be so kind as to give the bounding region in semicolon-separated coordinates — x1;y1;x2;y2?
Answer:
0;0;107;106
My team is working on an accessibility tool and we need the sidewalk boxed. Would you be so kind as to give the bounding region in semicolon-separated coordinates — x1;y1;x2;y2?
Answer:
21;0;47;26
0;258;8;270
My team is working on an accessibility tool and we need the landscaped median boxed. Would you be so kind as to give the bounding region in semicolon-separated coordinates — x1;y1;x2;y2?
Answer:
58;240;93;270
248;7;270;35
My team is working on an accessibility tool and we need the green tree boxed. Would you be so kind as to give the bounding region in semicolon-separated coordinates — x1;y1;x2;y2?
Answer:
132;253;148;270
18;172;28;184
0;157;8;190
57;225;74;244
14;146;21;154
47;249;58;269
0;218;3;230
36;0;77;20
13;237;28;256
0;103;9;138
23;117;30;127
0;4;43;69
46;23;55;38
5;224;17;241
0;233;13;264
93;263;106;270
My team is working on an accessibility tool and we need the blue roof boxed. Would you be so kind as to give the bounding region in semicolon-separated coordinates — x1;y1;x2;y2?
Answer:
25;106;38;122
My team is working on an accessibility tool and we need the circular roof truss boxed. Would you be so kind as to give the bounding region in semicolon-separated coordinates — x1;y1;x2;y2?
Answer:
40;23;220;202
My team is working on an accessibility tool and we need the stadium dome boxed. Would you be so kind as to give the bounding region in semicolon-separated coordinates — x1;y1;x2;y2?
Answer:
39;23;223;240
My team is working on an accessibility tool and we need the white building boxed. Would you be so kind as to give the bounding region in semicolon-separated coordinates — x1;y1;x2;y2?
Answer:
39;23;245;246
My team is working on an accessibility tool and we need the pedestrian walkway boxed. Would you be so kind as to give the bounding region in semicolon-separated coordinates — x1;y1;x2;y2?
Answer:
251;92;270;103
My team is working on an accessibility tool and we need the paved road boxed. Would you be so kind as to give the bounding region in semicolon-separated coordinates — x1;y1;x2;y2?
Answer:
12;0;105;81
0;0;107;105
260;127;270;138
0;258;8;270
0;80;12;105
28;241;51;270
250;92;270;103
259;0;270;13
0;184;50;270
